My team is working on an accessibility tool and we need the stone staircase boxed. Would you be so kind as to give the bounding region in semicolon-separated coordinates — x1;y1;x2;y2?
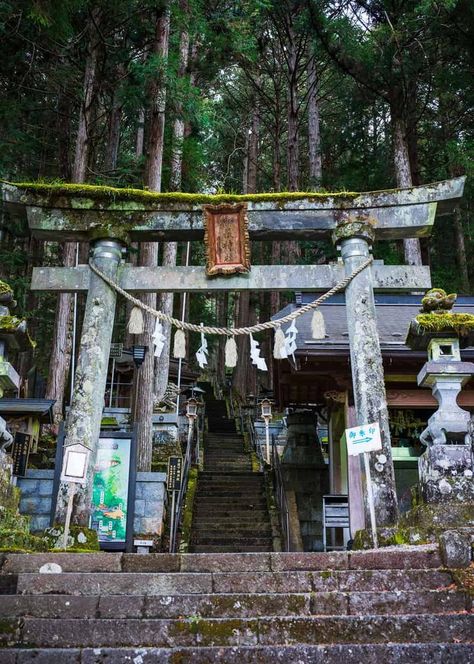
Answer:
189;392;274;553
0;547;473;661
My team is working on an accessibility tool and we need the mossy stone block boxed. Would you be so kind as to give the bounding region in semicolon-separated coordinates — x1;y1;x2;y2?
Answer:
43;525;100;551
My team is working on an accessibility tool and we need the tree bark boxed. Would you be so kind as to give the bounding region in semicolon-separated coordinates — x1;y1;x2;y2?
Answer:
45;242;76;422
134;6;170;471
247;107;259;194
72;7;102;183
453;208;470;292
391;105;422;266
145;11;170;191
104;93;122;172
46;8;102;424
154;242;178;400
215;291;228;390
287;24;299;192
232;101;259;399
154;8;189;403
307;54;322;190
136;109;145;158
438;102;470;292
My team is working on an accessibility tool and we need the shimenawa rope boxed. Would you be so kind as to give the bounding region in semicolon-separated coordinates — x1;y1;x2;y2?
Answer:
89;257;373;336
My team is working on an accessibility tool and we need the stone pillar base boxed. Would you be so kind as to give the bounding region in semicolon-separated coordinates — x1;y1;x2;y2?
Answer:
419;445;474;503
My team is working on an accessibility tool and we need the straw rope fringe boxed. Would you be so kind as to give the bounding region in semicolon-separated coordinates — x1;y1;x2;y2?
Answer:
89;257;373;336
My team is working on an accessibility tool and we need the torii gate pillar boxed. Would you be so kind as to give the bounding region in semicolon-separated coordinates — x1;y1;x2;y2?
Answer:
55;239;124;525
335;220;399;526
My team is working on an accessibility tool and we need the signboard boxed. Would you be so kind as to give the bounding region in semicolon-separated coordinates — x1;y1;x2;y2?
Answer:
90;435;133;546
60;443;90;484
346;422;382;456
11;432;31;477
110;342;123;359
167;456;183;492
203;203;250;276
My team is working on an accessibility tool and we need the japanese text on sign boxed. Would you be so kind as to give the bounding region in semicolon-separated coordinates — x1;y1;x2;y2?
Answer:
346;422;382;456
167;456;183;492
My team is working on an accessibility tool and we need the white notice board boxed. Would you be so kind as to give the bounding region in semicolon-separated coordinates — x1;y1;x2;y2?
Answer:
345;422;382;456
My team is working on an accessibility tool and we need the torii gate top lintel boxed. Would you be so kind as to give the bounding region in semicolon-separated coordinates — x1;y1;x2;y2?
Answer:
1;177;465;242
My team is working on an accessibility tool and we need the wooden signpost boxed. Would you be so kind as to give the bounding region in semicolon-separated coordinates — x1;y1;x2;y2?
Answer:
346;422;383;547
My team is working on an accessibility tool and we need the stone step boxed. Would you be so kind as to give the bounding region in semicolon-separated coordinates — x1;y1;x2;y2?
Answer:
9;614;474;648
204;467;253;472
196;483;264;491
204;453;246;457
195;491;266;499
204;449;247;453
198;474;264;480
191;537;273;547
192;520;272;530
193;510;270;519
14;569;453;596
1;549;443;574
1;590;467;620
190;545;273;553
199;472;263;478
193;500;268;509
204;464;252;470
204;454;247;459
3;644;474;663
190;526;272;536
204;455;249;460
203;463;251;467
204;457;247;462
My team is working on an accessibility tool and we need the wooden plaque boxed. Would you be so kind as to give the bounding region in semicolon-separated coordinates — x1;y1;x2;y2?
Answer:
203;203;250;276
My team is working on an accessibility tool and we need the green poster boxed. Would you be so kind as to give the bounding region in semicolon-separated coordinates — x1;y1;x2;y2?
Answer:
90;437;131;543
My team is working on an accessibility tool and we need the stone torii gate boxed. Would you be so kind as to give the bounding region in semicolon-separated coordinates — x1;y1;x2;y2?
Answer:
2;177;465;534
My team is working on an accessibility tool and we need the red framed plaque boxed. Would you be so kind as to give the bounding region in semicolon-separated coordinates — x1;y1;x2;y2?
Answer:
203;203;250;276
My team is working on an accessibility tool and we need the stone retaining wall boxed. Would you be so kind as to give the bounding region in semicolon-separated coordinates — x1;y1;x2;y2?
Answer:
17;469;167;537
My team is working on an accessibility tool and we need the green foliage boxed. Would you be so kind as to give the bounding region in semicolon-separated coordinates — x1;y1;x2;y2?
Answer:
0;280;13;296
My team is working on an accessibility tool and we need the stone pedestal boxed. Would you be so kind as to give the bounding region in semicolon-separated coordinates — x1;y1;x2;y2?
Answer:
417;360;474;446
419;445;474;503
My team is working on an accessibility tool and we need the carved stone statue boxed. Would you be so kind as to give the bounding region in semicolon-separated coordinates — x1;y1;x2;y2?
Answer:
420;288;456;314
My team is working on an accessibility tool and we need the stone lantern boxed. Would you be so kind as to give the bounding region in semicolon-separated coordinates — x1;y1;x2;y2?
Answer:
406;289;474;504
0;280;34;397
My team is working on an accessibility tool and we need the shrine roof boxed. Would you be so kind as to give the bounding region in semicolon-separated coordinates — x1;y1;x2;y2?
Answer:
274;296;474;357
0;398;55;422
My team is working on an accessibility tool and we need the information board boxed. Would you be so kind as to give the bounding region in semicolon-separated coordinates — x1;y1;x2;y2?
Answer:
346;422;382;456
167;456;183;492
90;436;133;545
11;432;31;477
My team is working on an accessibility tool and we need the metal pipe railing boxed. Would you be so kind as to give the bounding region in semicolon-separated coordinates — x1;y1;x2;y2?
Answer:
272;434;290;551
169;411;201;553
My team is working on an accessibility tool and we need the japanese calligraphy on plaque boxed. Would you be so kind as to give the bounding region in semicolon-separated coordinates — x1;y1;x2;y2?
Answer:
167;456;183;492
203;203;250;276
